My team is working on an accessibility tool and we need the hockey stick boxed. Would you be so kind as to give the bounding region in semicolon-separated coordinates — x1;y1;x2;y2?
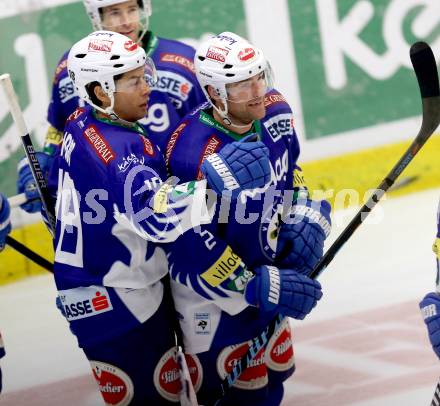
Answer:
4;235;53;272
214;41;440;404
0;73;56;235
309;41;440;278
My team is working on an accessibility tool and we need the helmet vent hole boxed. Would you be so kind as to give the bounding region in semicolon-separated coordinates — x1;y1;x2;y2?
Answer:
110;55;120;60
223;64;233;69
75;53;86;59
113;64;123;68
225;73;235;77
198;56;206;61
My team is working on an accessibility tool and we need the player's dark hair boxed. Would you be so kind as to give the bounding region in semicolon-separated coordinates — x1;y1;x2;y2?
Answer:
97;0;144;16
86;73;124;107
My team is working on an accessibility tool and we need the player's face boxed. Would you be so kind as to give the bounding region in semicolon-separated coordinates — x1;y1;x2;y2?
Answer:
225;73;267;124
113;66;151;121
100;0;141;42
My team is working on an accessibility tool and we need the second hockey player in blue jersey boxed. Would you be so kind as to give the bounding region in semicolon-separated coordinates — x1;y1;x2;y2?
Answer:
165;32;332;405
48;30;272;405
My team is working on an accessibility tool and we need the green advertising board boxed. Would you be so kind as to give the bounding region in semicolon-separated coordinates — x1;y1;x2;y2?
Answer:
288;0;439;140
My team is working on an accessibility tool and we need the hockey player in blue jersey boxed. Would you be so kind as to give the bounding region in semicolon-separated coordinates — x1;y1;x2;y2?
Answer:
18;0;205;214
419;199;440;359
165;32;331;405
48;30;272;404
0;193;11;393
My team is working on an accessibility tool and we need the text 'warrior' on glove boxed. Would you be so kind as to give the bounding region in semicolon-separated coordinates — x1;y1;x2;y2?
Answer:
244;265;323;320
276;199;332;274
200;134;271;198
420;292;440;359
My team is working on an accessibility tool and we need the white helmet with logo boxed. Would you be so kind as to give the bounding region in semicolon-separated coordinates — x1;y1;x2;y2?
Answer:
194;32;273;122
68;30;156;118
83;0;152;41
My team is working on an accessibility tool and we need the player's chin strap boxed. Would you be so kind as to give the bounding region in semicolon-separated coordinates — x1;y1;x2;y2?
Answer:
93;97;138;129
213;101;255;131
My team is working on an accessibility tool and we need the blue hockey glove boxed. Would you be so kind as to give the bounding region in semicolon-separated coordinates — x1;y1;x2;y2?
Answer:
245;265;323;320
17;152;54;213
276;199;332;275
201;134;271;198
419;292;440;359
0;193;11;252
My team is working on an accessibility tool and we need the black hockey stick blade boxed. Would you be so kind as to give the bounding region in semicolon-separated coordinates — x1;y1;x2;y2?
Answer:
309;42;440;280
410;41;439;99
5;235;53;272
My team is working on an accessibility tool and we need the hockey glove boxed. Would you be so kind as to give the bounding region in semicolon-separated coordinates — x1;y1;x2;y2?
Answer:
419;292;440;359
244;265;323;320
201;134;271;199
17;152;54;213
0;193;11;252
276;199;332;275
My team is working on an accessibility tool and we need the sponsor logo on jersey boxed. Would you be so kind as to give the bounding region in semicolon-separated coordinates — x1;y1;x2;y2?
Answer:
58;76;76;104
66;107;85;122
124;40;138;52
264;93;287;108
160;53;196;73
196;135;221;180
90;361;134;406
117;153;145;173
194;312;211;335
53;59;68;84
201;247;242;287
88;39;113;53
142;136;155;156
153;347;203;402
227;267;254;293
206;46;229;63
165;121;188;171
58;286;113;321
216;342;268;390
260;197;284;260
266;317;295;372
83;125;115;164
238;47;256;62
154;70;193;102
263;113;294;142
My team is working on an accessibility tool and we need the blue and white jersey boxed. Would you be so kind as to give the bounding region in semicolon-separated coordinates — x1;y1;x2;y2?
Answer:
165;90;304;353
49;105;209;348
46;32;205;153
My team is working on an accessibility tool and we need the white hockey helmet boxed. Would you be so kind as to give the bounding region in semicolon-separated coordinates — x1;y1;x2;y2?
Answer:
194;32;273;120
68;30;156;117
83;0;152;41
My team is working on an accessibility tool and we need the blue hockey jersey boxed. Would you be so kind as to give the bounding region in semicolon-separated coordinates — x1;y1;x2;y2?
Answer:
165;89;305;354
49;105;210;348
46;32;205;152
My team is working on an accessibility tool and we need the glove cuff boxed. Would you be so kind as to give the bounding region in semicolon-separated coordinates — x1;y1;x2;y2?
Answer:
244;276;259;307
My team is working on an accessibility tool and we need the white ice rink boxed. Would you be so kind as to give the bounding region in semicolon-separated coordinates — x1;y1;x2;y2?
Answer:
0;188;439;405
